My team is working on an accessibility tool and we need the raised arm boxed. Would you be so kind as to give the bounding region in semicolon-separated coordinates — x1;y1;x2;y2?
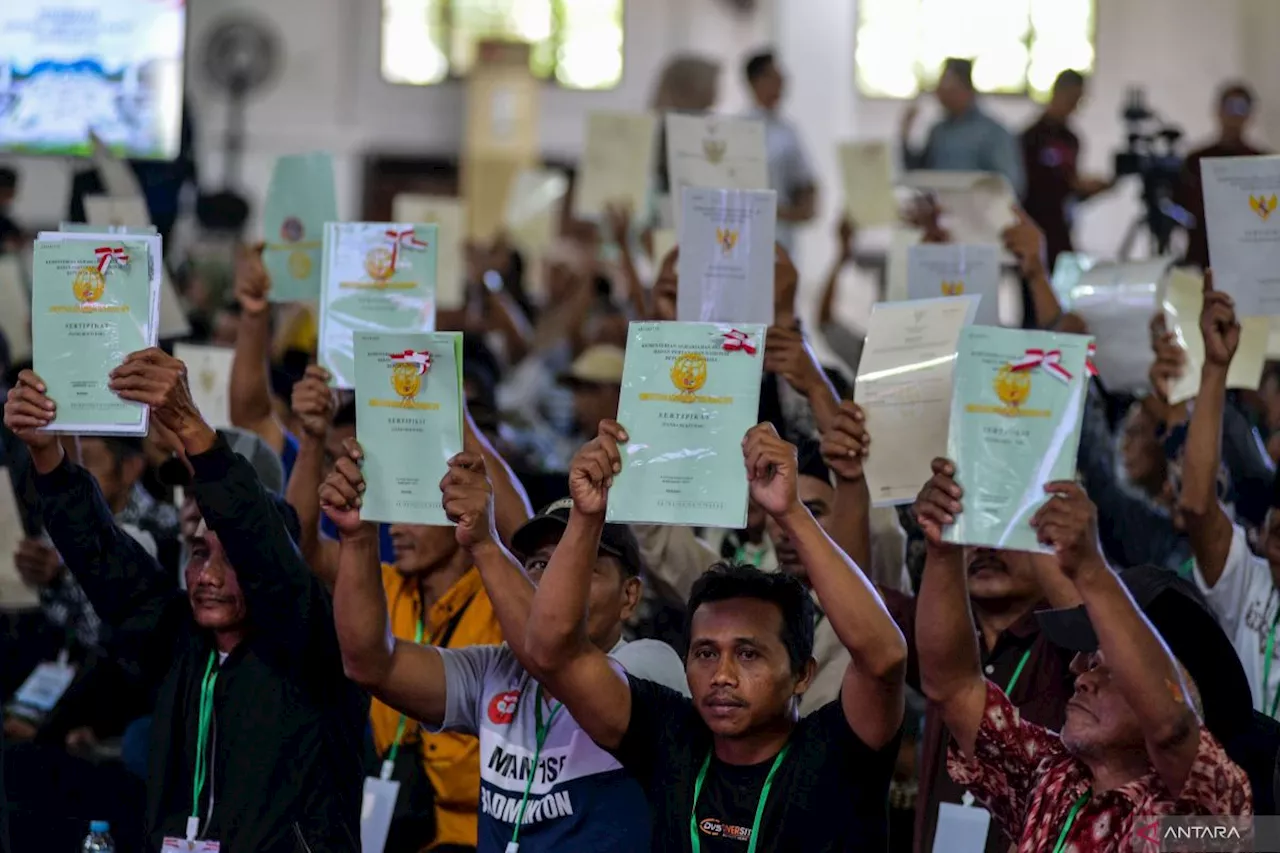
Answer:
228;244;286;454
286;365;336;583
817;218;856;328
523;420;635;750
605;203;650;321
912;459;989;754
819;401;873;572
1003;208;1088;333
463;406;532;546
321;437;449;724
746;423;906;748
1177;278;1239;586
5;370;181;680
1033;481;1201;795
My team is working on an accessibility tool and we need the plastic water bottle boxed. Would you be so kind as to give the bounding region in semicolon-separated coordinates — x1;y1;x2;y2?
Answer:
80;820;115;852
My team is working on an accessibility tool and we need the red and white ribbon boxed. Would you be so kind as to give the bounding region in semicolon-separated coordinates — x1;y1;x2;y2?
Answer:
722;329;757;355
1009;347;1072;383
390;349;432;374
384;228;428;273
1086;342;1098;377
94;246;128;274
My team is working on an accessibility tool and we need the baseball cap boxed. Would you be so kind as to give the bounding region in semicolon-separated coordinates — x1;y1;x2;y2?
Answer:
560;345;625;387
158;426;286;496
511;498;643;578
1036;565;1254;745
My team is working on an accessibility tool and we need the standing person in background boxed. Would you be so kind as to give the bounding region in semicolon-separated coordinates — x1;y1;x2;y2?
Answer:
743;50;818;255
901;58;1025;196
1020;70;1113;271
1176;83;1266;269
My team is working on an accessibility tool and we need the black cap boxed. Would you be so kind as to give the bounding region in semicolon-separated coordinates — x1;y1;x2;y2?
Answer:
1037;565;1254;745
511;499;644;578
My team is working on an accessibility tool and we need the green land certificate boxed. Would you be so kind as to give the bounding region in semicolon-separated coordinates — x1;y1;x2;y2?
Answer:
607;322;766;528
32;239;157;435
262;153;337;303
943;326;1092;553
319;222;439;389
354;331;463;526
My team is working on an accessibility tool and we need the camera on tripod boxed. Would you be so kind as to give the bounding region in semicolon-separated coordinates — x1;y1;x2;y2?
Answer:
1112;87;1190;255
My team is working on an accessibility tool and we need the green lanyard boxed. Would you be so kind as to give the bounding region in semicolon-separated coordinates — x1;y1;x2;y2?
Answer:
689;743;791;853
1261;613;1280;718
1051;789;1091;853
190;651;220;838
1004;648;1032;696
732;543;765;568
383;617;426;776
508;684;563;851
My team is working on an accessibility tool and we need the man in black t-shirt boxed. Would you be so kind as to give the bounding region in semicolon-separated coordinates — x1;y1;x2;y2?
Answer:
524;420;908;851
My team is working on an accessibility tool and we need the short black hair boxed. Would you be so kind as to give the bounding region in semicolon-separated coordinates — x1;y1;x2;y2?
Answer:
0;167;16;191
744;51;775;84
942;57;974;90
687;562;815;674
1053;69;1086;91
1220;82;1255;108
795;437;832;486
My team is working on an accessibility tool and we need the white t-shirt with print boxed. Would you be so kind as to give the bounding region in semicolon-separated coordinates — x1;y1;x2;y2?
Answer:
1192;522;1280;716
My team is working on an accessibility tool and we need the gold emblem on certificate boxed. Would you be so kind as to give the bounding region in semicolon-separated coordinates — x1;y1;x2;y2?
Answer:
1250;193;1277;221
671;352;708;398
941;280;965;296
382;349;433;408
715;227;738;254
703;137;726;164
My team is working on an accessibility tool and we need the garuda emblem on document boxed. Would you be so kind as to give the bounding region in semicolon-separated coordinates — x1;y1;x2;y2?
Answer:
670;353;708;399
1250;193;1277;221
994;364;1031;409
940;280;965;296
389;350;432;405
703;138;727;165
716;227;738;254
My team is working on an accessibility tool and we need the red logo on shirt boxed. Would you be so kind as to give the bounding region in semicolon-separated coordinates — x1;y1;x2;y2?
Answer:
487;689;521;725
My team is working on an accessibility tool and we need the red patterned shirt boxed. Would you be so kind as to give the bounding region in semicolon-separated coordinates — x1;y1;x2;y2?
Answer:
948;681;1252;853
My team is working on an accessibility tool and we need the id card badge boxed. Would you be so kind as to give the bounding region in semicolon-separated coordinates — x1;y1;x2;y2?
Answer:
160;840;219;852
13;654;76;711
933;793;991;853
360;764;400;853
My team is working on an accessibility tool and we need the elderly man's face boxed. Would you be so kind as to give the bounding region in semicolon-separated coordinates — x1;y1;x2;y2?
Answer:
1061;649;1146;758
183;514;248;632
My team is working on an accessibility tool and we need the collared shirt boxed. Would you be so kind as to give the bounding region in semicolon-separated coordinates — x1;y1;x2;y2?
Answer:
949;681;1252;852
904;105;1026;196
746;107;816;254
372;564;503;849
880;589;1076;853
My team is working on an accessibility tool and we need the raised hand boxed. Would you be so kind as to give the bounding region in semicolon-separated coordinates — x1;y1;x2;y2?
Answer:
743;422;799;518
774;244;800;322
108;349;212;449
441;452;497;551
14;537;63;587
763;326;824;396
3;370;58;453
291;365;335;440
1002;207;1047;280
1200;271;1240;368
568;419;627;517
234;242;271;316
319;437;369;536
1030;481;1104;579
604;202;632;247
837;217;857;263
820;401;869;481
912;458;962;549
1147;313;1186;401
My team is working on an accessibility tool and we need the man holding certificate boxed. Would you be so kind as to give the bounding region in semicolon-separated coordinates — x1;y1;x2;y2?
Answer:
4;351;365;853
523;419;907;851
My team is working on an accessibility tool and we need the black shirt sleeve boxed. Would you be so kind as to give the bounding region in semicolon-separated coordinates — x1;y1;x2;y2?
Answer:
614;673;702;789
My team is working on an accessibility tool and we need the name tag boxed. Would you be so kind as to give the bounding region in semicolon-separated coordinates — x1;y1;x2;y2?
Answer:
360;775;400;853
160;840;219;852
933;800;991;853
13;659;76;712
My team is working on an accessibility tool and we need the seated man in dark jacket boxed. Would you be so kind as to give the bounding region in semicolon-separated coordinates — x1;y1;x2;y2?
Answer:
3;348;366;853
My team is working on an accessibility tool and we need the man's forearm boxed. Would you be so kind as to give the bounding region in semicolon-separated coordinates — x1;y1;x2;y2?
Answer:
471;540;535;656
1180;363;1228;519
917;545;983;702
286;434;328;580
779;507;905;679
465;415;532;545
228;310;279;443
525;509;601;672
832;477;872;574
333;530;394;685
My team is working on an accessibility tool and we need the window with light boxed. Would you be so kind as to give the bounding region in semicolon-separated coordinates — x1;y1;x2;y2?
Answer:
855;0;1095;99
381;0;625;90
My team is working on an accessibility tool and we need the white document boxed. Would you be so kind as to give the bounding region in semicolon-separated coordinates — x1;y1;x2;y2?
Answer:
932;800;991;853
855;296;979;506
503;169;569;259
664;114;769;231
174;344;234;428
1069;259;1171;393
838;141;897;228
0;468;36;610
0;255;31;363
83;194;191;339
906;244;1000;327
361;775;400;853
676;188;777;324
902;170;1018;249
392;195;468;311
89;130;144;198
886;228;923;302
575;110;658;219
1050;251;1095;308
1201;154;1280;316
1164;267;1270;403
